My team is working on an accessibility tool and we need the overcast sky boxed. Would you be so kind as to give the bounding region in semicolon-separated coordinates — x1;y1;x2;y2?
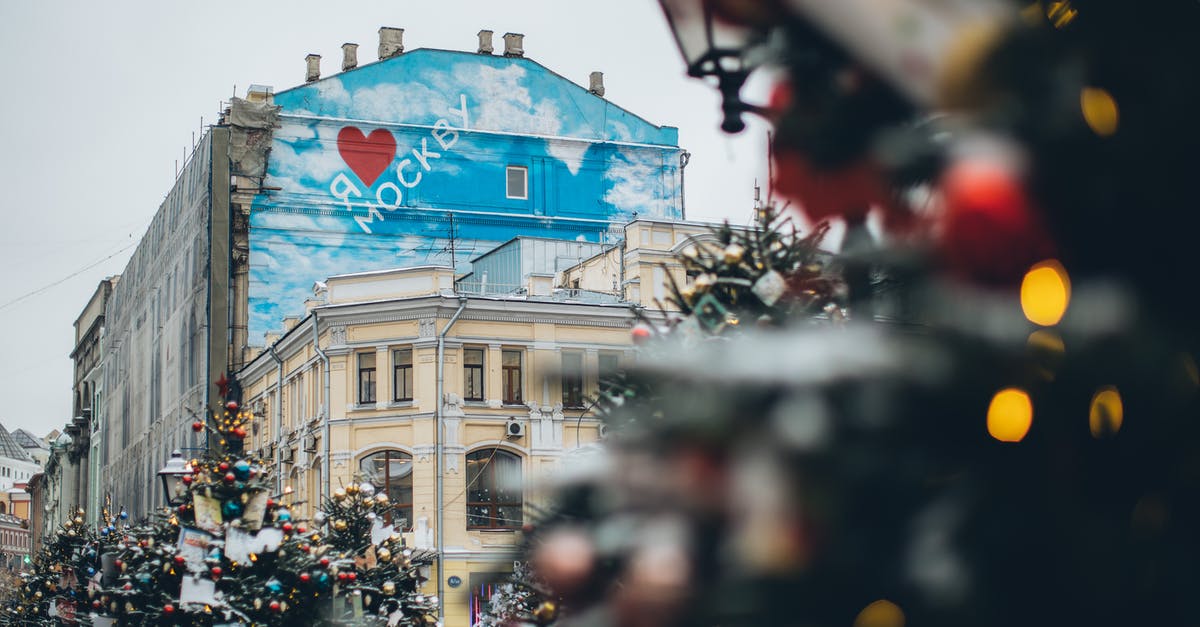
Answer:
0;0;775;439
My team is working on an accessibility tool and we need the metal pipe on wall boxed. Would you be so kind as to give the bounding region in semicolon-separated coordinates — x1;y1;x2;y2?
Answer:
267;346;285;495
312;313;332;505
435;296;468;624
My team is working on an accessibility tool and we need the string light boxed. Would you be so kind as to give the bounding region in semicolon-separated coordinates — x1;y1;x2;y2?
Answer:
1088;386;1124;438
988;388;1034;442
1021;260;1071;326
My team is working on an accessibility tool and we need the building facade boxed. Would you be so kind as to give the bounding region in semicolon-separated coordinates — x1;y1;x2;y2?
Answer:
88;27;685;520
239;263;632;625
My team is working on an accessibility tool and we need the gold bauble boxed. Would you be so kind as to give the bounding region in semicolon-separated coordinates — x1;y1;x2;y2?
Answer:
382;581;396;595
345;483;359;496
62;520;73;529
533;601;558;622
377;548;391;562
333;489;347;501
375;494;388;504
723;244;745;265
334;519;348;532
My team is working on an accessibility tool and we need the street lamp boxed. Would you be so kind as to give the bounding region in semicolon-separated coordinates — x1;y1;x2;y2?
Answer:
658;0;772;133
157;450;191;506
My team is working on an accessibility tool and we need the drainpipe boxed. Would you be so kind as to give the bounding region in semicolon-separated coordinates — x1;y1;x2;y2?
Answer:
266;346;285;495
312;313;331;504
679;150;691;220
436;295;468;624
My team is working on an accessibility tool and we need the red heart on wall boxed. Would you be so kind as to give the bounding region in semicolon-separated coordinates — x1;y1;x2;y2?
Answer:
337;126;396;187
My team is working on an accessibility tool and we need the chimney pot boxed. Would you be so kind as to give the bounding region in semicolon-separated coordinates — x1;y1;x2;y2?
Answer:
378;27;405;60
342;43;359;71
305;54;321;83
477;30;494;54
502;32;524;57
589;71;605;97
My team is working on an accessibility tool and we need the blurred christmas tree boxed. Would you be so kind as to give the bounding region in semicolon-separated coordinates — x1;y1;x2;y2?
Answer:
501;1;1200;626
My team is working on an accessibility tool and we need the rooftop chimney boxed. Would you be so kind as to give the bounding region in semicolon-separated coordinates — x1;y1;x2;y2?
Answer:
589;71;605;97
378;27;405;60
342;43;359;71
305;54;321;83
477;30;494;54
503;32;524;57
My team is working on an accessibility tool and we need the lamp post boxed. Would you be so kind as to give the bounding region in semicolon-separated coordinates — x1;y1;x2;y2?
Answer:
658;0;771;133
157;450;191;507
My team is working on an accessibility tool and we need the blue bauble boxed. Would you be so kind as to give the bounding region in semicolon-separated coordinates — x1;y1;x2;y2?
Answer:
87;568;95;576
266;578;283;593
119;511;128;520
276;509;292;522
99;528;109;536
233;460;251;480
222;500;244;518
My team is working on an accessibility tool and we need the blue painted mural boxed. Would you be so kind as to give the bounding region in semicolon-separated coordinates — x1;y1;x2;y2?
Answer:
250;49;684;341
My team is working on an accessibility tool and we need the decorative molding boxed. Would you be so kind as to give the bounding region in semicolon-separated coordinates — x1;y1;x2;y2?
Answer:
329;325;347;346
418;318;436;337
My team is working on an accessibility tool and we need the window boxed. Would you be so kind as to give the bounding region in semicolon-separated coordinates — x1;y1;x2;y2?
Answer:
562;352;584;409
505;166;528;200
464;348;484;401
466;449;522;529
393;349;413;402
360;450;413;530
598;353;620;390
502;350;522;405
358;352;376;404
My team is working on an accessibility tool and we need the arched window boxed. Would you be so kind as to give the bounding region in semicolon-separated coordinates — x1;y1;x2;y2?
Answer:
359;450;413;530
466;449;522;530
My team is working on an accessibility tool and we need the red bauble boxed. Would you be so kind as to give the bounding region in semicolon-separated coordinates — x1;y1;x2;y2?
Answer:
219;462;230;472
164;604;175;614
223;472;236;484
174;555;185;565
266;498;275;508
297;525;307;534
320;557;331;568
771;149;908;228
299;573;311;583
182;475;192;485
191;421;203;432
226;400;239;412
631;324;652;344
232;427;247;439
122;583;131;591
337;572;349;582
92;600;101;609
269;600;281;612
299;544;310;553
347;572;357;582
939;157;1054;285
210;566;222;579
282;522;293;533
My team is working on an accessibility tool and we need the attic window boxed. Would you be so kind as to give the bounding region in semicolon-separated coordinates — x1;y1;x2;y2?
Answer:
506;166;528;200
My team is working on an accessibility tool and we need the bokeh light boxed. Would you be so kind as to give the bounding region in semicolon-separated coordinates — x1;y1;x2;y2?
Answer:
1021;260;1071;326
1081;87;1119;137
1089;386;1124;438
854;599;905;627
987;388;1033;442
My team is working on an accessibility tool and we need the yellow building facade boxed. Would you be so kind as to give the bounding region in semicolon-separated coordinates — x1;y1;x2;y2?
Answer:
238;265;634;625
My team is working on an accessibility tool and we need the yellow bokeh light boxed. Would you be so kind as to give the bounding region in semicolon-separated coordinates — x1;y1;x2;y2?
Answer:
1081;87;1119;137
1021;260;1071;326
1089;386;1124;438
854;600;905;627
1045;1;1079;29
987;388;1033;442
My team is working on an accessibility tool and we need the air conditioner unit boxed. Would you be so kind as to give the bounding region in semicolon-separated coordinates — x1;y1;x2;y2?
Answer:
505;419;524;438
598;423;609;439
303;435;318;453
281;447;295;464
